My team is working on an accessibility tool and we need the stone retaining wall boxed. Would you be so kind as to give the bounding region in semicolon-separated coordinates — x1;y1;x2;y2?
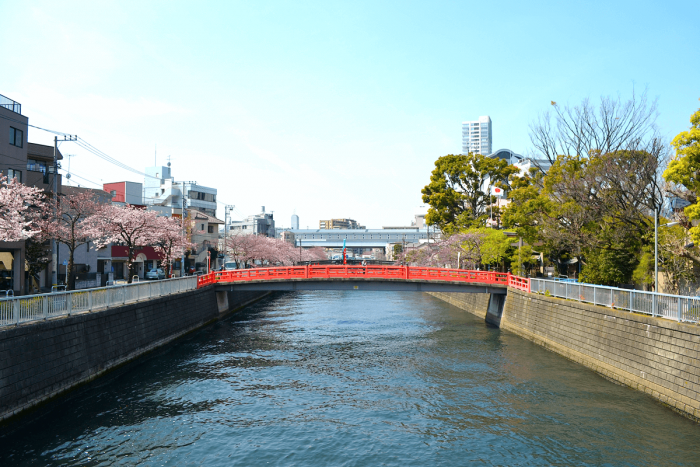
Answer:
0;287;269;422
428;289;700;421
425;292;490;320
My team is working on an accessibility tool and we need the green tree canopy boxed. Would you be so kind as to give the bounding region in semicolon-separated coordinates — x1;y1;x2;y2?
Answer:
664;104;700;245
421;153;518;233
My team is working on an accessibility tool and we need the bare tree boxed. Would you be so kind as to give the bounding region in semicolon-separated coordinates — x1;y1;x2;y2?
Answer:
529;89;662;169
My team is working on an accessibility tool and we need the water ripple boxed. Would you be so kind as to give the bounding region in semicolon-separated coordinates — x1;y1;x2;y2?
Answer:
1;290;699;466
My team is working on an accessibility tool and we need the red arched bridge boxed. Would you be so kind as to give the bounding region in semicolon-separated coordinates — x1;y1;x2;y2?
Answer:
196;265;530;294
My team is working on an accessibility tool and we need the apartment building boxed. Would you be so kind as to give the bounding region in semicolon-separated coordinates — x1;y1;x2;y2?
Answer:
318;218;365;230
461;115;492;155
0;93;65;293
229;207;276;237
143;165;217;218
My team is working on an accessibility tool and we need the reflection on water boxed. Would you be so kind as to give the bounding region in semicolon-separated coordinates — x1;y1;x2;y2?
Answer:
1;291;699;466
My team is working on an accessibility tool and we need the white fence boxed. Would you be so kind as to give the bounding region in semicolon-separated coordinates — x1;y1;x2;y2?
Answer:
530;278;700;323
0;276;198;327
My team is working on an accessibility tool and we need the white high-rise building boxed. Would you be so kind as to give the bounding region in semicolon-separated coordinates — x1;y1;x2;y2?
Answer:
461;115;492;155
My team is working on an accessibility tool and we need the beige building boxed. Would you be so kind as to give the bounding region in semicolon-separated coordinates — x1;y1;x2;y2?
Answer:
319;218;365;230
189;210;224;271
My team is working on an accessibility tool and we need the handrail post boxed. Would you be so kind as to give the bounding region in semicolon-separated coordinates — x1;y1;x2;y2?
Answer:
652;293;656;317
593;286;596;306
13;299;19;325
678;297;683;322
631;289;635;312
305;264;309;279
88;290;93;311
67;293;72;316
42;296;48;319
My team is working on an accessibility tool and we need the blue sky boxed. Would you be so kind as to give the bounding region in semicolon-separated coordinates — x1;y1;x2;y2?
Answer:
1;0;698;228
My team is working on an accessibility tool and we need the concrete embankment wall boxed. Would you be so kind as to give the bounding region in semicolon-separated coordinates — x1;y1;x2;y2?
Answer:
0;287;269;422
428;290;700;421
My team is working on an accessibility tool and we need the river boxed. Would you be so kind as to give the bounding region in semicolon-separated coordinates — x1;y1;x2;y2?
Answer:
1;291;699;466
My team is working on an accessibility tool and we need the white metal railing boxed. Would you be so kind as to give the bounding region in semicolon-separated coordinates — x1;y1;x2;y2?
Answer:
530;278;700;323
0;276;198;327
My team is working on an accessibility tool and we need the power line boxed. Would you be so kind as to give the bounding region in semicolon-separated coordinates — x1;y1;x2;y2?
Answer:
0;113;71;136
0;112;160;181
75;139;162;180
59;169;103;189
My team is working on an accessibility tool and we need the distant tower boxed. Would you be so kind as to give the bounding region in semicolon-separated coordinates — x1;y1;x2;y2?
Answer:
461;116;492;155
291;214;299;230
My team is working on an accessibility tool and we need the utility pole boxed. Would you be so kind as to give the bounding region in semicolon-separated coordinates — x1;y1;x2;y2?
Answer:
519;237;523;276
51;135;77;287
224;205;235;238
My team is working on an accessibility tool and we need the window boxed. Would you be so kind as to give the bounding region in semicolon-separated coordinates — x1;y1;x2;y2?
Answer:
110;190;117;197
9;127;23;148
208;225;215;234
7;169;21;182
27;159;47;173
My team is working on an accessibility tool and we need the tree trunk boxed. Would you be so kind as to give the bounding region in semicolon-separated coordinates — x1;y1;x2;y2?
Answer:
67;249;76;291
127;250;135;283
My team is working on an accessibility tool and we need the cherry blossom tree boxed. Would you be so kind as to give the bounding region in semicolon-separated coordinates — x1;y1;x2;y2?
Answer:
224;232;255;268
301;247;327;263
0;175;44;242
401;232;485;268
224;234;327;268
152;215;194;277
92;204;161;283
38;191;107;290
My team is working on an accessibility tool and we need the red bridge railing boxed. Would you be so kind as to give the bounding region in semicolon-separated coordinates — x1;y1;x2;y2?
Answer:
197;265;530;291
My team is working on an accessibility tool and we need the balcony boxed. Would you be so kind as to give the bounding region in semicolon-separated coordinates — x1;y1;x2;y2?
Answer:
0;93;21;114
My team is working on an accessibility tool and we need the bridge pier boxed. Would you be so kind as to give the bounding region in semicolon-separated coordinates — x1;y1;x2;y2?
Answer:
216;290;229;313
485;293;505;326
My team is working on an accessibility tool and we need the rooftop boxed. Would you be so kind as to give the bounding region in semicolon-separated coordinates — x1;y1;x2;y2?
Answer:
28;142;63;161
190;209;224;224
0;93;21;114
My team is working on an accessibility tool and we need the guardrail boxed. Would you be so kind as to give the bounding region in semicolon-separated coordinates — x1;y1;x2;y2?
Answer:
200;265;511;286
0;276;198;327
530;278;700;323
508;275;531;292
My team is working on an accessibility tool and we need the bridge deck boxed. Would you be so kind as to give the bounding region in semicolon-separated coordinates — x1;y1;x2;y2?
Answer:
199;265;530;294
215;277;508;293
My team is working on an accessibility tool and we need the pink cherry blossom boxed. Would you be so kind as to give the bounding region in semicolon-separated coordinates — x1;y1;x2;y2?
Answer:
152;215;195;277
91;204;163;282
0;175;45;242
38;190;106;290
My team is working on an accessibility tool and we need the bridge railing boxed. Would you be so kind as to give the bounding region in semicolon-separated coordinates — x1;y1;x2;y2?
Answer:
0;276;198;327
508;275;531;292
202;265;512;286
530;278;700;323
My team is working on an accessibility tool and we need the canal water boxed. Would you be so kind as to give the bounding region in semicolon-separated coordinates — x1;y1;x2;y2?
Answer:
1;291;699;466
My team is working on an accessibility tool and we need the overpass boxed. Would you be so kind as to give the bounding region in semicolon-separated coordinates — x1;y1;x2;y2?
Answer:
198;265;530;295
